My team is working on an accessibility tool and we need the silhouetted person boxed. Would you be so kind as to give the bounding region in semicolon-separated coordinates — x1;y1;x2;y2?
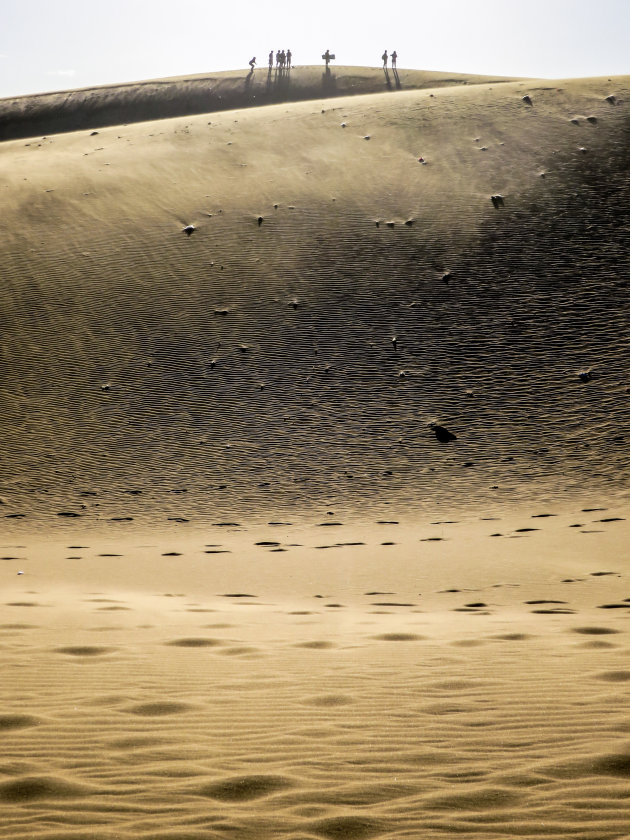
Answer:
279;49;286;69
268;51;273;70
286;49;292;69
276;50;281;68
248;56;256;70
391;50;397;68
382;50;388;68
323;49;333;67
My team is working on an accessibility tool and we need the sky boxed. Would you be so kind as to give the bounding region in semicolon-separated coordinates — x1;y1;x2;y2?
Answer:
2;0;629;98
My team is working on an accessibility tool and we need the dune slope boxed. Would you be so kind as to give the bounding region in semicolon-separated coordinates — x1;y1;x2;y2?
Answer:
1;75;629;529
1;71;630;840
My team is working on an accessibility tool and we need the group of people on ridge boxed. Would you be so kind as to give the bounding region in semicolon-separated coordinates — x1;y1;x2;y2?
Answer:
249;49;398;71
249;50;293;71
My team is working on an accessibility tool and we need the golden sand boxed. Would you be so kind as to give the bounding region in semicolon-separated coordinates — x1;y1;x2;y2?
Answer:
1;67;629;838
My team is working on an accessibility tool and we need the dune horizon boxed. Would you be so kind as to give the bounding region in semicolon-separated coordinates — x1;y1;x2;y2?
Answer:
0;64;524;142
1;64;629;839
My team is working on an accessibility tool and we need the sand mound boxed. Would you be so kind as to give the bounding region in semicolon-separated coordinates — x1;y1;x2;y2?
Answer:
1;68;629;840
0;66;517;142
1;74;629;527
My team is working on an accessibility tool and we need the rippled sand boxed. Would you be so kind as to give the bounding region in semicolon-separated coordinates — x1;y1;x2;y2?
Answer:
1;66;629;838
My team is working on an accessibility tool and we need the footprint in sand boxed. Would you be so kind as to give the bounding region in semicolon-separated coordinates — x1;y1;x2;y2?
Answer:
597;602;630;609
127;701;192;716
5;601;41;607
525;600;567;605
372;633;424;642
594;671;630;682
55;646;114;657
165;638;223;648
492;633;532;641
371;601;415;607
303;694;353;707
222;593;257;599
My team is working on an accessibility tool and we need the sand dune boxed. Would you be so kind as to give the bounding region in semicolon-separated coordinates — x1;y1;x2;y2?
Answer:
1;67;629;838
1;72;629;527
0;66;518;142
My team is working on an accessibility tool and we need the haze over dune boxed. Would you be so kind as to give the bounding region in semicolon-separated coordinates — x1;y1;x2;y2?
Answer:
1;66;629;840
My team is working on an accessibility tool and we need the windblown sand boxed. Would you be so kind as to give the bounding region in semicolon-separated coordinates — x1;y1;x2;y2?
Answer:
1;67;629;838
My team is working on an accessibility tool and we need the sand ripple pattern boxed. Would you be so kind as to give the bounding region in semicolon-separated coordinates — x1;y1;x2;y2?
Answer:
1;78;629;525
1;596;630;839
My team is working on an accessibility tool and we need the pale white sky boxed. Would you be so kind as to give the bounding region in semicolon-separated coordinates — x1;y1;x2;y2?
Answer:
1;0;629;98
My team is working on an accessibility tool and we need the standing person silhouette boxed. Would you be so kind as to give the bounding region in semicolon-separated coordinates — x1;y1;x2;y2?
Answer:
248;56;256;70
279;49;286;69
286;49;292;69
268;50;273;70
382;50;388;68
275;50;281;68
391;50;397;69
323;49;332;67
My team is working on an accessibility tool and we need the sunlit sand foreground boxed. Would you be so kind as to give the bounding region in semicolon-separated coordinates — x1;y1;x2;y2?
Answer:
1;66;629;838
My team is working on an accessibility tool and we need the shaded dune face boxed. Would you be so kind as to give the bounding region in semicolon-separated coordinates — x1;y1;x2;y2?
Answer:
0;67;517;142
1;76;629;523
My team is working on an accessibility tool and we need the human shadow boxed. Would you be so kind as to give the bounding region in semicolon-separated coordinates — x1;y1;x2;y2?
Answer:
322;66;337;95
383;67;392;90
244;68;254;90
393;67;401;90
275;66;291;96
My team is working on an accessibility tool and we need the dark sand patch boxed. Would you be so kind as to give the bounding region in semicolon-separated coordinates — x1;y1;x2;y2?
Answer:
217;646;260;656
493;633;532;641
5;602;42;607
424;786;522;811
109;736;171;749
0;714;40;731
197;774;292;801
55;646;114;656
372;633;424;642
597;603;630;609
127;701;192;716
595;671;630;682
0;775;94;802
308;816;384;839
222;593;257;598
370;602;415;607
572;626;620;635
591;751;630;777
165;638;223;647
525;600;567;605
304;694;353;707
